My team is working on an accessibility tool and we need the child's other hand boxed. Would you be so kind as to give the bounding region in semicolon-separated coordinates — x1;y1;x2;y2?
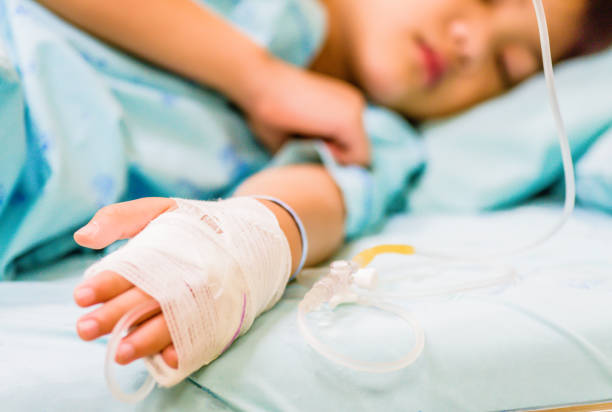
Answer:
245;59;370;166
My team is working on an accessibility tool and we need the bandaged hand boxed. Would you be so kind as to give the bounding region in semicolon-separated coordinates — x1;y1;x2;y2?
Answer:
245;58;370;166
73;197;292;387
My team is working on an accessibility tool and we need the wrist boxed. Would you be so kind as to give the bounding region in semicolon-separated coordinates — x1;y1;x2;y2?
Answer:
258;199;304;277
230;52;288;114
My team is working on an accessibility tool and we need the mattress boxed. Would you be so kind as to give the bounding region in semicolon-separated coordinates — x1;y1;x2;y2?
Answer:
1;202;611;411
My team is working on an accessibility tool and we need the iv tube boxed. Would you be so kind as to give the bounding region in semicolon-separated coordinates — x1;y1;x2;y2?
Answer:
105;300;159;403
298;0;576;373
421;0;575;261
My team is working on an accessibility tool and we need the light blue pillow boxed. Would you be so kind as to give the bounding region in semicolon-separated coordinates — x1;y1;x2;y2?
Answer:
576;128;612;212
409;48;612;212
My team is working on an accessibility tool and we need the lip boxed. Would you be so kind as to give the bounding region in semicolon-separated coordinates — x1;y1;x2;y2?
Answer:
417;38;446;87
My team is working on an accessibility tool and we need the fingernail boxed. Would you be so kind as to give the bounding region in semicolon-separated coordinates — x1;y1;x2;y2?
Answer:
75;221;99;238
77;319;99;338
117;343;135;363
74;287;95;305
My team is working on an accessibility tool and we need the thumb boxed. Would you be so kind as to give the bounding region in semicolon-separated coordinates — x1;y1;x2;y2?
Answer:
74;198;177;250
327;118;371;166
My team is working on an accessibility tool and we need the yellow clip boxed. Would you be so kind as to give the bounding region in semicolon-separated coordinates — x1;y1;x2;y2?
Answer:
352;244;415;268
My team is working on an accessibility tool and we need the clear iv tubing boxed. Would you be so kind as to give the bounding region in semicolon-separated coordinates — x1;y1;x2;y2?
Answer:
297;297;426;373
297;261;426;373
365;263;517;300
105;300;159;403
421;0;575;261
298;0;576;372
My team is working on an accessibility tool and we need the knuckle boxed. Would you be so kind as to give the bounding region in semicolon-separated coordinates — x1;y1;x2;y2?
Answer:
100;271;129;291
94;204;121;224
90;313;112;333
345;87;365;107
353;92;366;107
121;334;143;352
251;95;277;123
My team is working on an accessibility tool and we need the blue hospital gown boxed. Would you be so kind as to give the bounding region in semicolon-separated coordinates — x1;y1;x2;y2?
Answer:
0;0;424;279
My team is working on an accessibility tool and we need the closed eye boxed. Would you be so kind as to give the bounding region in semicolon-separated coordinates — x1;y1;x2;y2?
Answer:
495;53;513;89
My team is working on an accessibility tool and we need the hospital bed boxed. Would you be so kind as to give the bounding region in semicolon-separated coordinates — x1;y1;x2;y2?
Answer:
2;201;611;411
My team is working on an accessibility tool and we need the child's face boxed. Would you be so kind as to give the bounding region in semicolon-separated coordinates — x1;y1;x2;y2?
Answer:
344;0;588;120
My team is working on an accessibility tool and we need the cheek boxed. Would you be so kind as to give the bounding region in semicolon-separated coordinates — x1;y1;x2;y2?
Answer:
403;66;506;119
502;44;539;84
359;57;405;104
354;40;419;106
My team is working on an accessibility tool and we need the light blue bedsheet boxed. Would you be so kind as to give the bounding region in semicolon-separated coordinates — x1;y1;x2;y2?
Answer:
2;203;611;411
576;128;612;212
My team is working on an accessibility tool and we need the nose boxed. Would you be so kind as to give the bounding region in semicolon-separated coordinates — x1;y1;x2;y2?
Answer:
448;16;490;70
449;19;475;67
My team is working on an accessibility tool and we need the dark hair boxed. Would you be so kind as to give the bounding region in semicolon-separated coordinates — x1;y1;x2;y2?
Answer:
569;0;612;57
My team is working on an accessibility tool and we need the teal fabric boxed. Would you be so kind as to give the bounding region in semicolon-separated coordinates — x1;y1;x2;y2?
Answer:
410;48;612;212
0;0;423;278
2;204;612;411
576;128;612;212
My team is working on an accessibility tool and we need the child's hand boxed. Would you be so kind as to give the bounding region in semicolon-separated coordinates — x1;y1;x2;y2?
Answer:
73;198;179;368
245;59;370;166
72;196;293;385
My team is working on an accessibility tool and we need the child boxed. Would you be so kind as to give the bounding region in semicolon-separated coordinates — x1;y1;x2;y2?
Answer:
22;0;612;385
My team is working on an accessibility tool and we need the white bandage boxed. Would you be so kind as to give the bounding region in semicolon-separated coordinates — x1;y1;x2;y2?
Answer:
84;197;292;387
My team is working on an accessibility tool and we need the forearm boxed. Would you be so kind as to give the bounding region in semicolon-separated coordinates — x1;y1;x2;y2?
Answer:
235;165;346;274
36;0;268;108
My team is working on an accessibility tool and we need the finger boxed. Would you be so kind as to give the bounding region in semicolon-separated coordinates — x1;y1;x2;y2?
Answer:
324;126;371;166
115;314;172;365
333;123;371;166
161;345;178;369
74;197;177;250
76;288;158;341
249;119;288;153
278;88;369;166
325;141;345;162
74;270;134;307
